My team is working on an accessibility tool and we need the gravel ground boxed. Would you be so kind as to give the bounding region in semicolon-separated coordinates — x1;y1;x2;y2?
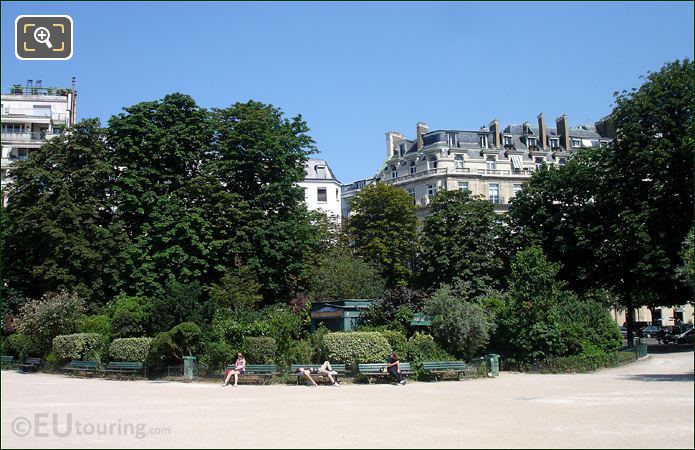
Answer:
2;351;693;449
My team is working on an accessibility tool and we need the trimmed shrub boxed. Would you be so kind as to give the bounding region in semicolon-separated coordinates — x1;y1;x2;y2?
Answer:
146;322;203;370
321;332;392;365
52;333;102;362
379;330;409;357
4;333;33;360
200;341;235;373
285;340;313;364
407;332;451;363
243;336;277;364
18;292;84;355
109;338;152;362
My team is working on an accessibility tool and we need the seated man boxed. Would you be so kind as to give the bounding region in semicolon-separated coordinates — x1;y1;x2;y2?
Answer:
386;352;406;385
295;361;340;387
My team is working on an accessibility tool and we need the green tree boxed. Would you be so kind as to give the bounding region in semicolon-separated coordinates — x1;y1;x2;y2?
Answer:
424;285;494;360
108;93;214;297
418;190;504;295
307;248;385;300
507;60;694;346
348;183;418;287
17;291;85;355
2;119;126;303
206;265;263;311
151;279;216;332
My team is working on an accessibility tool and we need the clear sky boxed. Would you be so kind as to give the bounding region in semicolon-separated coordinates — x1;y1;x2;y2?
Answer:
2;1;693;183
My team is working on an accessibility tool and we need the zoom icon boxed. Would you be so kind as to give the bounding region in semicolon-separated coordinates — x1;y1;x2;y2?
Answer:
16;15;73;60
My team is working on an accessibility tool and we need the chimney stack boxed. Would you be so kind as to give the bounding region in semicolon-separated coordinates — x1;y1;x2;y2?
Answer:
489;119;500;147
556;114;570;150
416;122;429;149
537;113;547;149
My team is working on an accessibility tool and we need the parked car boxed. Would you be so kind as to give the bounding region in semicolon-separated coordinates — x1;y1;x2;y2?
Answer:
638;325;661;338
619;326;628;338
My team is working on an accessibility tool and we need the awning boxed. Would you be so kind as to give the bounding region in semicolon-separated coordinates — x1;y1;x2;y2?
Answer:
510;155;524;170
581;139;593;148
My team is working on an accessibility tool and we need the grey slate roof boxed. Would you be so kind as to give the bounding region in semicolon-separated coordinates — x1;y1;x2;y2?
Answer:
304;158;340;183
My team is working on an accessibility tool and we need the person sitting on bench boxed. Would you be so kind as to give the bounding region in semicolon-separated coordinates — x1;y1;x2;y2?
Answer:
386;352;406;385
295;361;340;387
222;352;246;387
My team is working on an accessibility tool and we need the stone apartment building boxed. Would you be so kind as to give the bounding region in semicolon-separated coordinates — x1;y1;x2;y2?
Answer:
375;113;613;218
1;79;77;203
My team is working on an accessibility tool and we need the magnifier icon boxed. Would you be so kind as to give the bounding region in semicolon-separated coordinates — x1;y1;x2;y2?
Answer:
33;27;53;49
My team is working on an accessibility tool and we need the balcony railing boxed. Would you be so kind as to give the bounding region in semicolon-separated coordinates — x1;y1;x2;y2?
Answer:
479;169;510;175
385;167;448;185
1;108;68;123
1;131;59;142
383;166;535;185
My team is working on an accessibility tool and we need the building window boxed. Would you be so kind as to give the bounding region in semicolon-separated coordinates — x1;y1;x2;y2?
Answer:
315;166;326;178
488;183;500;204
399;143;406;157
599;141;609;148
486;156;497;170
448;132;458;148
527;137;537;147
336;189;339;201
571;138;581;148
534;157;544;171
390;165;397;179
458;181;469;192
17;148;30;161
317;187;327;203
513;183;522;197
480;135;489;149
454;155;464;169
427;184;436;198
406;187;415;204
32;105;51;117
2;124;24;134
550;138;559;149
503;135;513;146
409;160;416;174
428;156;437;170
558;158;567;166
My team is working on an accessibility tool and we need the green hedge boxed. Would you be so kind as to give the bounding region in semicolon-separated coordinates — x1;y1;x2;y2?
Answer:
379;330;409;357
322;332;392;365
109;338;152;362
52;333;102;362
243;336;277;364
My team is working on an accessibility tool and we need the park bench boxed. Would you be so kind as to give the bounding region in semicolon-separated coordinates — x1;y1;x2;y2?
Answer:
358;362;413;384
1;355;14;369
16;357;42;373
225;364;277;385
421;361;468;381
290;363;346;385
63;360;99;374
103;361;145;377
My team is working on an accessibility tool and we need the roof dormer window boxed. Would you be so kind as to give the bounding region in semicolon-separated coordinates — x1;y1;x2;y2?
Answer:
315;166;326;178
549;138;559;149
480;135;489;149
571;138;581;148
527;137;537;148
503;135;513;146
399;143;406;157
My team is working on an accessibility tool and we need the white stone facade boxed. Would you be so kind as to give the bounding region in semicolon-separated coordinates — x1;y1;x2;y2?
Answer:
298;158;342;222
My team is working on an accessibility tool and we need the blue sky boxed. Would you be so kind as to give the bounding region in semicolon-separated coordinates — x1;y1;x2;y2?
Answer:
2;1;693;183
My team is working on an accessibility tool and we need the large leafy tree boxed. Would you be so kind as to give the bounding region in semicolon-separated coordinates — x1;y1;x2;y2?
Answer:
307;248;385;301
418;190;504;296
204;101;317;300
107;93;214;296
2;119;126;302
348;183;418;287
507;59;694;345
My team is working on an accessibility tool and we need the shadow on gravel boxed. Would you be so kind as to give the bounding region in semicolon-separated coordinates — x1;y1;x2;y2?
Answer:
622;373;694;382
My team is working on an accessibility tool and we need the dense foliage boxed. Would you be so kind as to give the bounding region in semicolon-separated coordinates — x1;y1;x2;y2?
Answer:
52;333;103;362
321;332;392;365
108;337;153;363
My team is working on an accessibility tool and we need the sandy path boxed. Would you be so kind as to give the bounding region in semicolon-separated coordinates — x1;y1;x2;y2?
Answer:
2;351;693;448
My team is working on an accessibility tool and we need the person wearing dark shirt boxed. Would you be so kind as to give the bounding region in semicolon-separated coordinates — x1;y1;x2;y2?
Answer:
386;352;406;385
